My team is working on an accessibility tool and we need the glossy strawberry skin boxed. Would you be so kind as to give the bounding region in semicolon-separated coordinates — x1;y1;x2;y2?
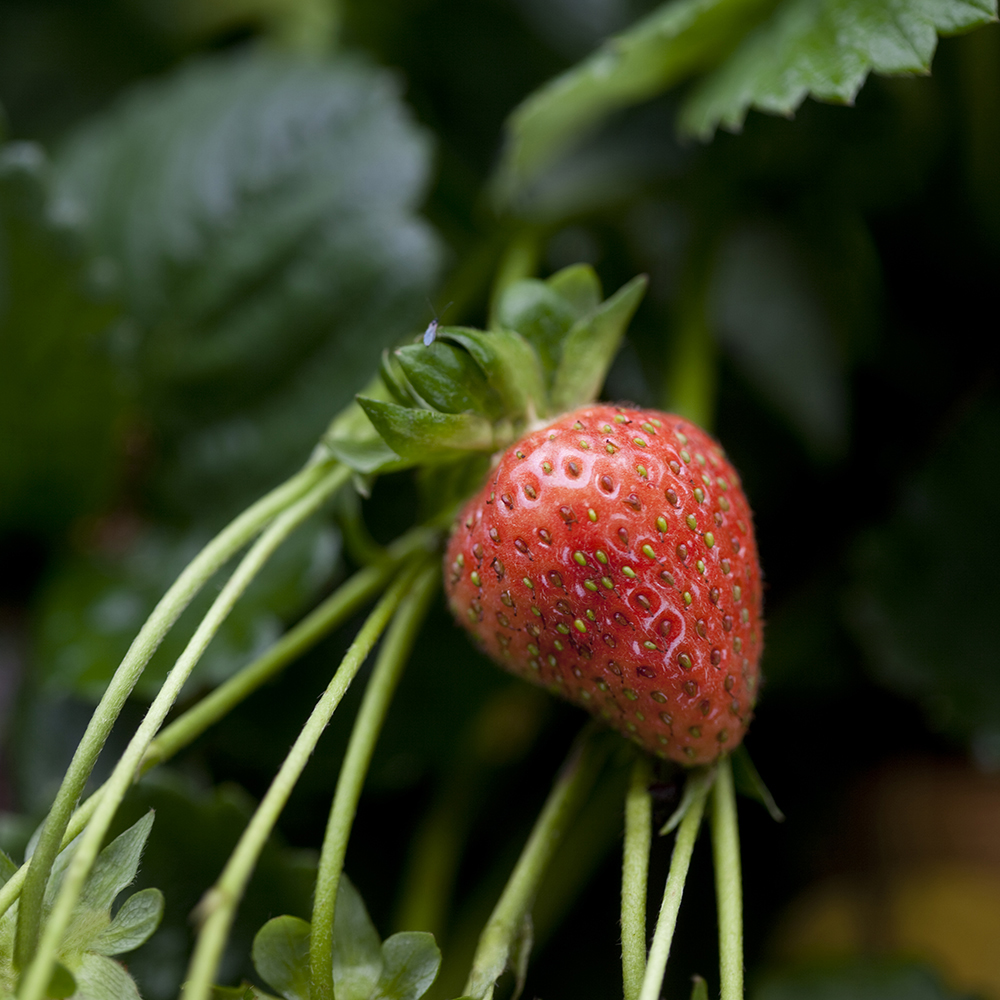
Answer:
444;405;762;765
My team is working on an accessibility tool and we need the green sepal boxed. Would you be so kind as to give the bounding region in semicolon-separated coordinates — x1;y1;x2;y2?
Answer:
493;280;580;380
545;264;602;318
357;397;496;462
416;454;494;528
689;975;709;1000
550;274;648;412
322;378;408;475
438;328;547;422
395;341;504;418
380;350;425;409
731;745;785;822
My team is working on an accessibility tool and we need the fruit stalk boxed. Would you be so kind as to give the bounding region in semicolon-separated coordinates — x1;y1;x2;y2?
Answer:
638;767;713;1000
181;557;433;1000
711;755;743;1000
11;457;337;948
621;755;653;1000
17;464;349;1000
308;561;440;1000
462;722;610;1000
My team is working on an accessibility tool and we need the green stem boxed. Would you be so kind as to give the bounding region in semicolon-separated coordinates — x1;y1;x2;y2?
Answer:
140;526;435;776
17;466;348;1000
13;458;334;967
462;723;608;1000
308;563;440;1000
638;767;714;1000
181;559;436;1000
711;756;743;1000
0;528;430;925
621;755;653;1000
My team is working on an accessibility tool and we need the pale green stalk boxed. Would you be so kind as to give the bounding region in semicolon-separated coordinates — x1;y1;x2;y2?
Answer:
621;755;653;1000
11;459;332;950
711;756;743;1000
462;723;608;1000
17;465;348;1000
308;563;441;1000
638;768;713;1000
180;559;434;1000
140;526;434;776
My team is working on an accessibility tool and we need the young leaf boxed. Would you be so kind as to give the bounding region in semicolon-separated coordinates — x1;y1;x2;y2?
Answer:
356;398;496;462
77;811;155;915
331;875;384;1000
251;915;312;1000
369;932;441;1000
680;0;998;139
550;275;648;413
70;952;140;1000
89;888;165;956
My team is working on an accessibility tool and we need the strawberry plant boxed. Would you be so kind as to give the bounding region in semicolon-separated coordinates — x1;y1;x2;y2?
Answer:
1;2;999;1000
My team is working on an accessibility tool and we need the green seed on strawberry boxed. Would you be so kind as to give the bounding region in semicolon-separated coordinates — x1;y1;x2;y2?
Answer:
444;404;762;765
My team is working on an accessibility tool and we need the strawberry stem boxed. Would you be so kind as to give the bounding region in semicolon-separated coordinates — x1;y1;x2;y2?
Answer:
8;457;337;948
17;463;349;1000
181;556;435;1000
309;560;440;1000
638;766;714;1000
621;754;653;1000
462;722;610;1000
711;755;743;1000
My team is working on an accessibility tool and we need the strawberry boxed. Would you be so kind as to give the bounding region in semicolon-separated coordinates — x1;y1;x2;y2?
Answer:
444;404;762;765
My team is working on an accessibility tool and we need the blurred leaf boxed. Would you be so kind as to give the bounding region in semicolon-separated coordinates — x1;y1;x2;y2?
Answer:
493;279;580;379
0;141;124;537
46;962;77;999
681;0;997;139
332;875;383;1000
90;888;165;956
846;392;1000;767
70;952;140;1000
0;849;16;886
710;223;848;457
690;976;709;1000
49;46;441;517
753;958;975;999
36;513;339;699
252;916;311;1000
370;932;441;1000
494;0;776;199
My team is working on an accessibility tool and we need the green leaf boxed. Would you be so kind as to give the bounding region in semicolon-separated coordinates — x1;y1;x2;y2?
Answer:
494;0;776;199
322;378;407;475
90;888;165;956
369;932;441;1000
690;975;709;1000
394;341;504;417
438;329;547;422
251;915;311;1000
846;392;1000;767
70;952;140;1000
331;875;383;1000
0;848;17;887
79;812;155;915
681;0;998;139
49;47;440;518
357;398;495;463
211;984;280;1000
550;275;647;413
710;224;847;457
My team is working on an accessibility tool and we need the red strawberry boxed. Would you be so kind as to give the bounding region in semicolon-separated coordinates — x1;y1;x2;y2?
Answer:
444;404;762;765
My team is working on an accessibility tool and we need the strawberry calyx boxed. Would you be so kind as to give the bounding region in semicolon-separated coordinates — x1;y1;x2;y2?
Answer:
318;265;647;491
